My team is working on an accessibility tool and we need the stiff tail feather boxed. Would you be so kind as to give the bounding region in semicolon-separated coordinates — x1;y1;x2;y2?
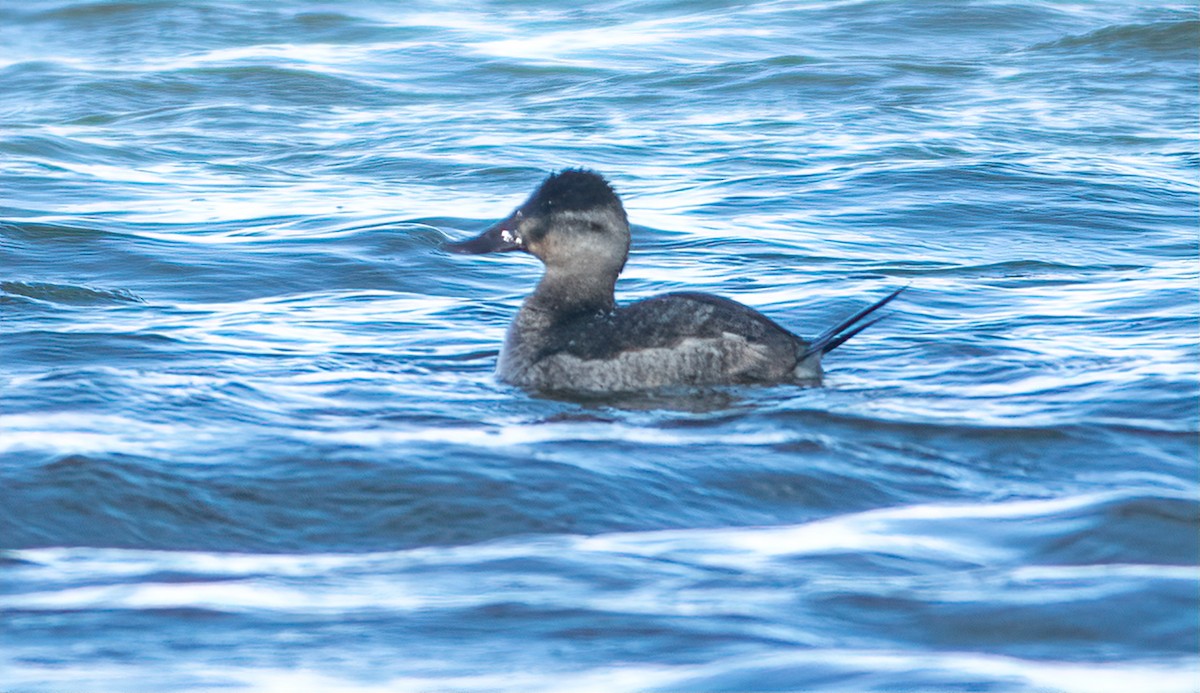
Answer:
800;285;906;360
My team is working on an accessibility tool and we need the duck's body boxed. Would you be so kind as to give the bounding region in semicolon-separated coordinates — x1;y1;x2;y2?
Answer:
498;291;813;393
446;169;901;395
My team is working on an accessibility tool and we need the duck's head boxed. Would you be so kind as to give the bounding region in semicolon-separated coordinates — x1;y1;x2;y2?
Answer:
445;169;631;277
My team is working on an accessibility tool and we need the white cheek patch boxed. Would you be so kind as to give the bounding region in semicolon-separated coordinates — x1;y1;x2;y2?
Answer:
501;229;522;246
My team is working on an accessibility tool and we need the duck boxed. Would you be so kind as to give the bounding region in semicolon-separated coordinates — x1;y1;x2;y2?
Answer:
445;169;903;394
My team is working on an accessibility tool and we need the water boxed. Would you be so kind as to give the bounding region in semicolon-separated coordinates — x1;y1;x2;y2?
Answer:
1;1;1197;690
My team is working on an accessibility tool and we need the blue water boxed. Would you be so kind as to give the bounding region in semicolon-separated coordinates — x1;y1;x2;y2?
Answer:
1;1;1197;690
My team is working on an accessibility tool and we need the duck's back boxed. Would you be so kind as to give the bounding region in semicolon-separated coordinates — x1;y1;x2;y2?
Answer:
505;292;808;393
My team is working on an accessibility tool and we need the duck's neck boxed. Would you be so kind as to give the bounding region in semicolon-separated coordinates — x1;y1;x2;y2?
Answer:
522;266;618;325
497;266;618;381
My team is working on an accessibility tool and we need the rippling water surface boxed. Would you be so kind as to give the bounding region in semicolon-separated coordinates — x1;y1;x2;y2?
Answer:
1;1;1197;691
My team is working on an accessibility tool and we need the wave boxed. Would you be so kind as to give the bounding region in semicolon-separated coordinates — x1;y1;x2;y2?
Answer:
1;280;142;305
3;490;1195;690
1030;17;1200;60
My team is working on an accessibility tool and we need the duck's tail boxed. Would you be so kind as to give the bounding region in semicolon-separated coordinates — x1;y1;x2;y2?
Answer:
800;285;906;361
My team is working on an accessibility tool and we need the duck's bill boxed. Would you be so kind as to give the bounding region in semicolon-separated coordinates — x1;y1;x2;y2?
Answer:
443;217;524;254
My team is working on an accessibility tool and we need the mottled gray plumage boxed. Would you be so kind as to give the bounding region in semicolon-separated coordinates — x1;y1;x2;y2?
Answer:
445;169;901;394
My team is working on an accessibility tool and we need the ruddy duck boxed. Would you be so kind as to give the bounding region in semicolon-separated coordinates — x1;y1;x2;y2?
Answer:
446;169;902;394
